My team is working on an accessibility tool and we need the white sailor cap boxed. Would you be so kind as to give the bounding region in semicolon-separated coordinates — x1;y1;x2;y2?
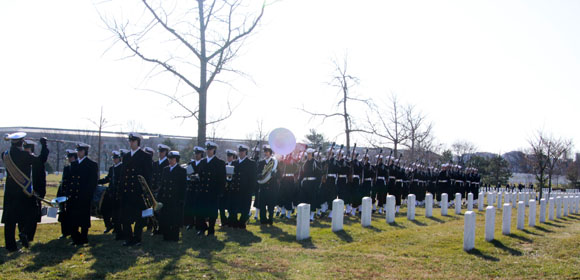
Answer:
205;141;218;149
306;148;316;154
119;149;130;156
24;139;36;146
237;144;249;151
457;165;462;169
194;146;206;153
65;149;77;157
143;147;154;154
226;149;236;156
111;150;121;158
167;151;180;158
128;132;143;141
157;144;170;151
5;132;26;142
262;144;273;152
76;143;90;151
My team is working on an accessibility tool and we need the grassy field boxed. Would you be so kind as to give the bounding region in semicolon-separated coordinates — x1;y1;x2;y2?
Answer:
1;201;579;279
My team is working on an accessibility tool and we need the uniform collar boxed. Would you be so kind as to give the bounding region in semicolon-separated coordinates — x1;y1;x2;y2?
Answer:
159;157;167;164
78;156;87;164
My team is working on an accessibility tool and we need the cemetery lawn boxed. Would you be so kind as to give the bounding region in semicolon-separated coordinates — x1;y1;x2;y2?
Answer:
1;205;579;279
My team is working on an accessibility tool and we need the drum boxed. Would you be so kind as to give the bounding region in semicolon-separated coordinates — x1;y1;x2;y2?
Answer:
91;185;107;217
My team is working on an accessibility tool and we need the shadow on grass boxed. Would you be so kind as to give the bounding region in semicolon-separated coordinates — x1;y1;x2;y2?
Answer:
387;222;405;229
521;229;542;237
534;225;554;233
333;230;353;243
258;224;294;243
223;227;262;246
23;238;79;272
426;216;445;223
566;215;579;220
490;240;522;256
410;219;427;226
507;233;533;243
298;238;316;249
466;248;500;262
543;222;564;228
364;225;382;232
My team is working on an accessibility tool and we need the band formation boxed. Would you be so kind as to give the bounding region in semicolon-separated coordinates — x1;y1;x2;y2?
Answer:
2;131;506;252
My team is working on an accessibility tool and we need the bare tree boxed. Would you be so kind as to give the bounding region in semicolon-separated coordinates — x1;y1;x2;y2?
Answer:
99;0;265;146
527;130;573;199
366;93;407;156
87;107;110;171
301;55;370;153
401;104;432;162
451;140;477;166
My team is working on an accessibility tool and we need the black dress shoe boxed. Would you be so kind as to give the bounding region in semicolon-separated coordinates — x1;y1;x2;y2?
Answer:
19;233;29;248
207;231;215;237
58;235;69;240
186;225;193;231
6;247;18;253
196;230;204;236
122;241;133;246
104;227;113;234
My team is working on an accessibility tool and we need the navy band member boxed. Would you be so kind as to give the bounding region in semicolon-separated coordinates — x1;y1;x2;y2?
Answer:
98;151;123;236
278;153;298;219
229;144;256;228
1;133;48;252
299;148;321;221
184;146;205;230
120;133;153;246
195;141;226;236
374;155;388;214
57;149;77;239
335;151;350;213
21;139;49;242
157;151;186;241
257;145;279;225
219;149;236;227
68;143;98;246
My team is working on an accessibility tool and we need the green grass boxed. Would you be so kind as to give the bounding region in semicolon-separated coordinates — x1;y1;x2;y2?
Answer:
1;203;579;279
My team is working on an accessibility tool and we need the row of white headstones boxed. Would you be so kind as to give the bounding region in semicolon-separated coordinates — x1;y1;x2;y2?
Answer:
294;191;580;247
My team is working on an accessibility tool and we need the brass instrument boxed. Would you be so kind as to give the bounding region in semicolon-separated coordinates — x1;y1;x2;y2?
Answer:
257;157;277;185
137;175;163;213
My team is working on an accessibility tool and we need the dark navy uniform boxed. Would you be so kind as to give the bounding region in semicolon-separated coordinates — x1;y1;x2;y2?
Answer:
119;148;153;245
68;155;98;245
157;164;186;241
229;156;256;228
195;155;226;235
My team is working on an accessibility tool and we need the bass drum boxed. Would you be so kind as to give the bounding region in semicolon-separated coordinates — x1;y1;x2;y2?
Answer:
91;185;107;218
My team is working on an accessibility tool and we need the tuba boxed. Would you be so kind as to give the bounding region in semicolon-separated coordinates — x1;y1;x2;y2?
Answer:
257;157;277;185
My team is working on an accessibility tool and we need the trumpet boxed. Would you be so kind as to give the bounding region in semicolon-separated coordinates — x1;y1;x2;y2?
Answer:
137;175;163;212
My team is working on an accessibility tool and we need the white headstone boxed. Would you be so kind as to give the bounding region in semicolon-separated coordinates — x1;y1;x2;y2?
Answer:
478;192;484;211
407;194;416;221
441;193;448;216
563;196;569;217
455;193;462;215
463;211;476;251
467;192;474;211
386;195;395;224
512;191;518;208
556;196;562;219
485;206;496;242
528;200;536;227
361;197;372;227
502;203;512;235
296;203;310;241
425;193;433;218
517;201;525;230
524;193;529;206
497;192;503;209
488;192;494;206
539;198;547;223
576;196;580;214
332;199;344;232
549;197;555;221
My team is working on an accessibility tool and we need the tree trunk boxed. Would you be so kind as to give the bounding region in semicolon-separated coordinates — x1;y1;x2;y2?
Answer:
197;0;207;146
